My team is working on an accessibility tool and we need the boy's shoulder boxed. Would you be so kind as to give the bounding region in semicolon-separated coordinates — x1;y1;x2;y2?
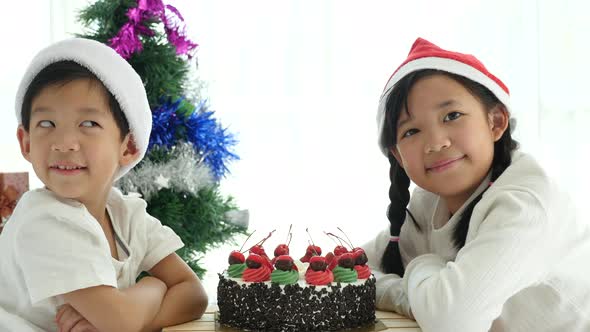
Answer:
107;187;148;213
5;188;99;238
15;188;85;217
106;187;151;226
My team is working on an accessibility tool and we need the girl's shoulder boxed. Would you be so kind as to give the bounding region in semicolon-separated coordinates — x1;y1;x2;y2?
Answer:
480;151;575;228
492;150;563;202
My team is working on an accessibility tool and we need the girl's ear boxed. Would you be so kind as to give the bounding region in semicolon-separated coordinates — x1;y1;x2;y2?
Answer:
16;126;32;163
119;134;141;167
389;146;404;169
488;105;509;142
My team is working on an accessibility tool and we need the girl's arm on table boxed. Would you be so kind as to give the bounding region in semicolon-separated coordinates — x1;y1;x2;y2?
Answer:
363;226;420;318
141;253;209;332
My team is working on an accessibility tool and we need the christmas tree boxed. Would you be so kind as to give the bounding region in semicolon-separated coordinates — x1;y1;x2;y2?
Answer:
76;0;247;278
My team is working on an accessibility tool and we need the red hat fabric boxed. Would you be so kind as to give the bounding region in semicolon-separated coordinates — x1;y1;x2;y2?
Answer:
377;38;511;155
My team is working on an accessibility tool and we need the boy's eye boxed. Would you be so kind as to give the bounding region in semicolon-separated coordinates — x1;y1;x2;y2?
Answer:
80;120;99;128
38;120;54;128
401;128;419;139
443;111;463;122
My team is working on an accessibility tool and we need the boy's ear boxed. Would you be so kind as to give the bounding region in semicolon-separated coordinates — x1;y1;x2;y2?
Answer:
16;126;31;162
488;105;509;142
389;146;404;169
119;134;141;167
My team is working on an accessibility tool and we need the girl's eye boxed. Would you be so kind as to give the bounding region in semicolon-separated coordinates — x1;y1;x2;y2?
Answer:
444;111;463;122
80;120;99;128
401;128;419;139
38;120;54;128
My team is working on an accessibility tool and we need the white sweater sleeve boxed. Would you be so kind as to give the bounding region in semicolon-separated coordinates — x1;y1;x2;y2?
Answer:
402;189;551;332
362;217;424;318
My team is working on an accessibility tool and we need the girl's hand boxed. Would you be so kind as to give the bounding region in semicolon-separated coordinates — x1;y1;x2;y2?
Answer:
56;304;100;332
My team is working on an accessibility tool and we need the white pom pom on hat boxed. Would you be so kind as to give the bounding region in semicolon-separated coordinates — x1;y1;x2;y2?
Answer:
14;38;152;181
376;37;512;156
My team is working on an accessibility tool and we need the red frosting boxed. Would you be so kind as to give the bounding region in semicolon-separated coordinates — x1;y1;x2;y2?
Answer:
354;264;371;279
243;265;271;282
305;269;334;285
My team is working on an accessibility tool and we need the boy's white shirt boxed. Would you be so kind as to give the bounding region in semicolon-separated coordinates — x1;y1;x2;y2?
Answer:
363;151;590;332
0;187;184;332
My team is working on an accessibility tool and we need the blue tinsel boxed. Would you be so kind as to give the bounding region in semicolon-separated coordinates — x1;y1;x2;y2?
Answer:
148;98;183;150
148;97;238;180
184;100;238;179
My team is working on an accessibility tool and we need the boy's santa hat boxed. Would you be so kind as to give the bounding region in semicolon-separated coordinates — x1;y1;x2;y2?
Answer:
377;37;512;155
14;38;151;181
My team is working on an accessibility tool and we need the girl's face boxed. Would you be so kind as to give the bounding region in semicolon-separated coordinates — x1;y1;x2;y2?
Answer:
392;74;506;211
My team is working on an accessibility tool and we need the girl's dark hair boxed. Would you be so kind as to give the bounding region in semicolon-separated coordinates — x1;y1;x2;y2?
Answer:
21;60;129;138
380;69;518;276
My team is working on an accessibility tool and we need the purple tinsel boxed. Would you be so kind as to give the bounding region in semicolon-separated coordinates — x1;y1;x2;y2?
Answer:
109;0;198;59
109;23;143;59
148;97;238;179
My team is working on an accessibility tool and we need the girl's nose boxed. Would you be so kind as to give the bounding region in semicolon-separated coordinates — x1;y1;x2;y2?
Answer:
51;131;80;152
424;131;451;154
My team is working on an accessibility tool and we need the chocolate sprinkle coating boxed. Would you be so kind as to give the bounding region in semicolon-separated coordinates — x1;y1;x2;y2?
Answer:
217;274;376;331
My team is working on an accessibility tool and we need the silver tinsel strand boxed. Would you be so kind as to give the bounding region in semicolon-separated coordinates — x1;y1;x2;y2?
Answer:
116;142;215;200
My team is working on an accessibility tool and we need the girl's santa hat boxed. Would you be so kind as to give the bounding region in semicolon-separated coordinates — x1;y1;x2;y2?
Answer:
14;38;151;181
377;37;512;155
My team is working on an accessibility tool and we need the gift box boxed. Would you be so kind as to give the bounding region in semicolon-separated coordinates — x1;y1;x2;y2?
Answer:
0;172;29;232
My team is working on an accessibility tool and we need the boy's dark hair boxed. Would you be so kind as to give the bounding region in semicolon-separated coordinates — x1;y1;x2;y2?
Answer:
20;60;129;138
380;69;519;276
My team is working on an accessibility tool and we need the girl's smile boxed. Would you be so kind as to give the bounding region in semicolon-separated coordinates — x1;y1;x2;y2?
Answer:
425;155;466;173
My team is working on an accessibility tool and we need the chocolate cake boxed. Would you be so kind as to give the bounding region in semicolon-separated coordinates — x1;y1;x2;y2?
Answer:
217;275;376;331
217;230;376;331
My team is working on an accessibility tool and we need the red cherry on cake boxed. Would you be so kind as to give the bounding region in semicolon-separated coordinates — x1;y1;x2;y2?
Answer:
328;256;339;271
275;255;298;271
246;253;266;268
250;245;269;258
300;245;322;262
309;256;328;271
352;248;368;265
274;244;289;257
338;253;355;269
333;245;348;256
228;250;245;265
325;252;335;264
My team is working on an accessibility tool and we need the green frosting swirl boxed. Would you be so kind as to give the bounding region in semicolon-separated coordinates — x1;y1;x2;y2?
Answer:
333;266;358;283
271;269;299;285
228;263;246;278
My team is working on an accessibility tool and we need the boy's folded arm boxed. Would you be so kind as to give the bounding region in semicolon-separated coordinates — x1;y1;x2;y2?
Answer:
142;253;209;330
62;276;167;332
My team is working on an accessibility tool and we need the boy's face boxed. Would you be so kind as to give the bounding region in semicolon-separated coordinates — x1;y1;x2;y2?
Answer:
17;79;138;204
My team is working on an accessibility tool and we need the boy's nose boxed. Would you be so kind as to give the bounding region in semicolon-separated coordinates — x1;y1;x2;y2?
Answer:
51;132;80;152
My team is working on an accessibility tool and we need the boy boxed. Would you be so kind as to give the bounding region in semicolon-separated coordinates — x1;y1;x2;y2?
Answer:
0;38;208;332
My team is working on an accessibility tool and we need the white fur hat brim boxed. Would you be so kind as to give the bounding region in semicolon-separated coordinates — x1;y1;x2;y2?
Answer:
15;38;152;181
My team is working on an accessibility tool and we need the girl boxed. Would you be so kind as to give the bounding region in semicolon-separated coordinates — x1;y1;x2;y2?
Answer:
363;38;590;332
